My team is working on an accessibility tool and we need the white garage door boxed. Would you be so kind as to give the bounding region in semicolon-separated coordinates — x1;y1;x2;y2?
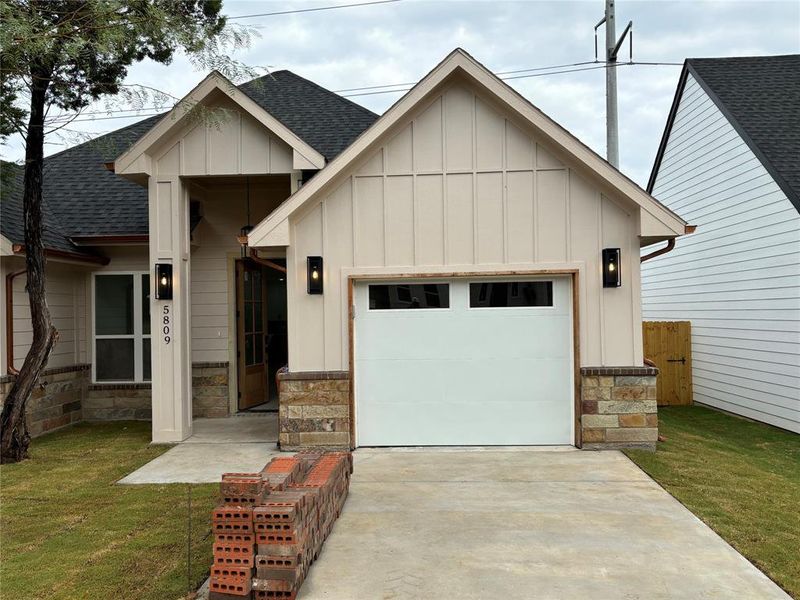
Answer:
354;277;573;446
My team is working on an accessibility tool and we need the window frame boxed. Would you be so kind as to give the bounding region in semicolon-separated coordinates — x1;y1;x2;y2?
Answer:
366;282;452;311
91;271;151;384
467;279;556;311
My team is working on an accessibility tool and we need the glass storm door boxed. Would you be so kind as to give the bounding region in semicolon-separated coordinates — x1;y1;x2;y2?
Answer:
236;261;268;409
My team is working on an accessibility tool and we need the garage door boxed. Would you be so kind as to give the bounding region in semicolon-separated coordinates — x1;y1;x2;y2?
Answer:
354;277;573;446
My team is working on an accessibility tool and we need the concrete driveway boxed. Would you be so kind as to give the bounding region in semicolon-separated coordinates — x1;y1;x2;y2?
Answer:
298;448;788;600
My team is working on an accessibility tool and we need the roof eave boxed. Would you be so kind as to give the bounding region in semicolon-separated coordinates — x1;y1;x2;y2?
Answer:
12;244;110;266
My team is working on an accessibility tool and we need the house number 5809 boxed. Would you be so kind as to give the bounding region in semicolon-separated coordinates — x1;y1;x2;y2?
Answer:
162;305;171;344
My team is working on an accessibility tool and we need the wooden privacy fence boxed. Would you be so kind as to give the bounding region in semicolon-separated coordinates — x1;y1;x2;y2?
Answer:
643;321;693;406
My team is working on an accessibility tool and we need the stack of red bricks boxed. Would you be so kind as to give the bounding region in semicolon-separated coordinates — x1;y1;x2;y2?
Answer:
209;451;353;600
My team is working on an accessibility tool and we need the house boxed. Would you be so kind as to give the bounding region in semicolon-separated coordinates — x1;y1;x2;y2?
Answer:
642;55;800;434
1;49;689;449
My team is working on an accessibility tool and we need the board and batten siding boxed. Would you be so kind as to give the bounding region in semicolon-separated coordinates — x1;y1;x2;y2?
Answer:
642;73;800;433
287;79;643;372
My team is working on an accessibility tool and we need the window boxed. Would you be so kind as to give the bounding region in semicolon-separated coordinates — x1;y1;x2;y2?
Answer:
469;281;553;308
368;284;450;310
94;273;151;382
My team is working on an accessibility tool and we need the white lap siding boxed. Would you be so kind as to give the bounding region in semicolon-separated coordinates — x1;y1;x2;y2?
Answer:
642;73;800;433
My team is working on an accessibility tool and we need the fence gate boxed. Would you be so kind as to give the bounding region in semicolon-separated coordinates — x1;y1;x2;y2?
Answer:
643;321;693;406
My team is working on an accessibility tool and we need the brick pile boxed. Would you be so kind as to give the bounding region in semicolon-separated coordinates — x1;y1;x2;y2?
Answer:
209;451;353;600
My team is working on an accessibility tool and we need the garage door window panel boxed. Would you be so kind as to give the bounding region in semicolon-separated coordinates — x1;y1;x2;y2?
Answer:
368;284;450;310
469;281;553;308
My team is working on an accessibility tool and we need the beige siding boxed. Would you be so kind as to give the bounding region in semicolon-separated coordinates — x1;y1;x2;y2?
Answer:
151;95;295;178
288;80;641;371
190;180;290;364
2;256;90;373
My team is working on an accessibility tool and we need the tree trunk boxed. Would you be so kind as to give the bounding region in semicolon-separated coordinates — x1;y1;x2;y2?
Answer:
0;71;57;463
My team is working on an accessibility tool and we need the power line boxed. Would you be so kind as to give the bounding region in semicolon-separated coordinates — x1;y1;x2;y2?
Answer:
331;60;602;93
339;61;671;98
228;0;403;20
51;60;682;123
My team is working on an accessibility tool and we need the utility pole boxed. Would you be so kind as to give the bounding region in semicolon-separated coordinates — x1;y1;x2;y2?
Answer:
595;0;633;168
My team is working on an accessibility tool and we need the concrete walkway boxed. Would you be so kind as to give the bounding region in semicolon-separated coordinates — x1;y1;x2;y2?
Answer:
118;414;279;484
296;448;788;600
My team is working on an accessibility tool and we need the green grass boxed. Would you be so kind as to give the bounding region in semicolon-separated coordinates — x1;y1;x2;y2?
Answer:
625;406;800;598
0;422;218;600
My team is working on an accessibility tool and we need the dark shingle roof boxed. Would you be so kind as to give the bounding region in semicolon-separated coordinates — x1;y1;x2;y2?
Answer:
1;161;101;257
1;70;378;251
239;70;378;162
686;55;800;209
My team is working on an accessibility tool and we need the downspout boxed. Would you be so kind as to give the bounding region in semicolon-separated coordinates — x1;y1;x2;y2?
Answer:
5;269;26;376
640;238;675;263
640;225;696;263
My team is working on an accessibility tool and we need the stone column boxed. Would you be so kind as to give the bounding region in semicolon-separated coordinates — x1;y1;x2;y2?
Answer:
149;145;192;443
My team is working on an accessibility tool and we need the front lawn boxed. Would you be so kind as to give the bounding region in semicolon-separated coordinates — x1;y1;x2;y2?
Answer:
0;422;217;600
626;406;800;598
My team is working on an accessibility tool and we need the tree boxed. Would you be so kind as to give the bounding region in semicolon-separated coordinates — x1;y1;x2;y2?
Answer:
0;0;247;462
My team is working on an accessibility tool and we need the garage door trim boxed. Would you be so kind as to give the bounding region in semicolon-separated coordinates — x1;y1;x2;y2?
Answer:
346;269;581;448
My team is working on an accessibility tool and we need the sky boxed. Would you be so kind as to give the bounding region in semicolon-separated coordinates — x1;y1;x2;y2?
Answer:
2;0;798;186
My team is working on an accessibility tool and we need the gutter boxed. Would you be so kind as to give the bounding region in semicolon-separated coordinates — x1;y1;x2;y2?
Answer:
12;244;110;266
5;268;25;376
70;235;148;246
640;225;696;263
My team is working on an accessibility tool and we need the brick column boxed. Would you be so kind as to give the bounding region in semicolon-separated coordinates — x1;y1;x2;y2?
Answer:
580;366;658;450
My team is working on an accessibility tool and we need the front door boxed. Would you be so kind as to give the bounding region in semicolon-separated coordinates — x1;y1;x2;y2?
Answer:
236;260;267;409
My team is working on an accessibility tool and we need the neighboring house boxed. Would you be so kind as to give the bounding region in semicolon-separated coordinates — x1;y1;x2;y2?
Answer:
642;55;800;434
1;49;688;449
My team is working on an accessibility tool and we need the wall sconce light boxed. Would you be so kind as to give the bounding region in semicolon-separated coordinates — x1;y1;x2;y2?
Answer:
602;248;621;288
155;263;173;300
307;256;323;295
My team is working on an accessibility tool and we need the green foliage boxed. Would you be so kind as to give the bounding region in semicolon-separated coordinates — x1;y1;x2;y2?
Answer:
0;0;258;142
626;406;800;598
0;422;218;600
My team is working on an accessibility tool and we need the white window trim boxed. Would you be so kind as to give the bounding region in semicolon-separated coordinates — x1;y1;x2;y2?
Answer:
91;271;151;384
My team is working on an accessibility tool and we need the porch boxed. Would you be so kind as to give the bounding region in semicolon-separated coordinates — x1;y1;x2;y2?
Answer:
118;412;279;484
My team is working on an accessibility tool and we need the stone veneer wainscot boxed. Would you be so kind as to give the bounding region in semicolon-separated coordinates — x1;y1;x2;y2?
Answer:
81;362;231;421
580;366;659;451
0;364;89;437
277;369;351;450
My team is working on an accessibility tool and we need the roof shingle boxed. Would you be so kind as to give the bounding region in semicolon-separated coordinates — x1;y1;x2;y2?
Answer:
1;70;378;251
687;55;800;209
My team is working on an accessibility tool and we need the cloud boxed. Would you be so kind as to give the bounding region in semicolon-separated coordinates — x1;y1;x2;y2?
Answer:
2;0;798;188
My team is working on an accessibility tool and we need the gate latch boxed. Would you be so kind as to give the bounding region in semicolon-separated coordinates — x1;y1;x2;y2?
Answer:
667;357;686;364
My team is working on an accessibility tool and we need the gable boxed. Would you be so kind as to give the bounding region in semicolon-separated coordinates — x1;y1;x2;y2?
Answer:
649;57;800;213
290;78;638;269
150;92;295;177
114;72;325;178
249;49;687;248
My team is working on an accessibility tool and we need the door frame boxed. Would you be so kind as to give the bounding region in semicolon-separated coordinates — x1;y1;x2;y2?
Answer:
227;249;286;414
235;259;268;410
346;268;581;449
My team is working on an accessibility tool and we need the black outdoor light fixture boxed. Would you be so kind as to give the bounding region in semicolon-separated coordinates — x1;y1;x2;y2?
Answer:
155;263;173;300
307;256;323;295
602;248;621;288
